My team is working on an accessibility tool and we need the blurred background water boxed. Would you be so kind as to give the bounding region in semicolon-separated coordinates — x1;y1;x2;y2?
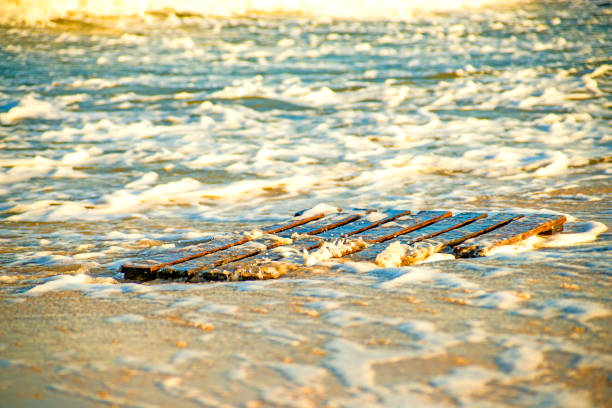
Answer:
0;1;611;407
0;0;610;275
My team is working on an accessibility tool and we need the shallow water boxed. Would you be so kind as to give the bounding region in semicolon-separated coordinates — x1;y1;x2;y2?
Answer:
0;0;611;406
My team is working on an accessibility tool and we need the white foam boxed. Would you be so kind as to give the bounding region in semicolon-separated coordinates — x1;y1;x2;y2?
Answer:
125;172;159;190
169;349;208;365
468;291;529;310
496;345;543;377
0;94;60;123
375;241;406;268
292;287;350;299
0;0;517;25
430;365;503;399
268;362;327;386
324;338;414;388
21;274;218;297
304;239;367;266
517;298;610;323
297;203;340;219
541;221;607;247
199;304;240;315
372;267;479;291
106;313;145;323
242;319;306;346
24;274;119;296
162;36;195;50
396;320;486;356
365;211;389;222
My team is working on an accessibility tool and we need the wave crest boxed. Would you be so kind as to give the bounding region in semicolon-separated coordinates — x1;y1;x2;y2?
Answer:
1;0;515;26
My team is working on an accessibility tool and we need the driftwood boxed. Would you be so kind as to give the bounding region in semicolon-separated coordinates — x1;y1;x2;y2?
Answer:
121;208;566;282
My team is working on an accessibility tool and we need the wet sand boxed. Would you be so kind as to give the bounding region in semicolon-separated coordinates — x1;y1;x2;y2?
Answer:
1;1;611;405
1;199;610;407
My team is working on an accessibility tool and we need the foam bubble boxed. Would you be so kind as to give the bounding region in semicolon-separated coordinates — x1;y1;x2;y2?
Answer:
517;298;610;323
541;221;607;248
106;314;146;323
0;94;59;123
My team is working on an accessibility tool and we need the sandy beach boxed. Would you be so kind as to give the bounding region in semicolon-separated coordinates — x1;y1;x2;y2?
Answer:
1;0;611;406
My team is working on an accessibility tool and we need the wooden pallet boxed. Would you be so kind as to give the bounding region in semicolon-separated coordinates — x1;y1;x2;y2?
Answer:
121;208;566;282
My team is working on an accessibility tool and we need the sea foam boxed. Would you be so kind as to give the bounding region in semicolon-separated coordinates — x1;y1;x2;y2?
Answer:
2;0;517;25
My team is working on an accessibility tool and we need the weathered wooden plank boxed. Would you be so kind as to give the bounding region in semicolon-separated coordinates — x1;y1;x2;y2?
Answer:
350;212;486;262
168;210;420;282
155;210;368;276
376;213;524;266
275;209;370;237
300;211;452;266
454;213;567;257
316;209;411;239
121;212;330;279
167;238;324;282
353;211;452;243
123;206;569;282
158;234;291;275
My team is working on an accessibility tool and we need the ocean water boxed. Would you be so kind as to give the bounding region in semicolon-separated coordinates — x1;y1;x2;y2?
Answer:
0;0;611;406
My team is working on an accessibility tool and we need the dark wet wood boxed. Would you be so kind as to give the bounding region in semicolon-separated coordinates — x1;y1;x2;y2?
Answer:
353;211;452;243
389;213;524;265
349;212;486;262
160;209;405;279
315;209;411;239
155;210;369;277
172;210;408;281
156;236;279;274
206;211;450;279
121;212;328;279
275;209;370;237
454;213;567;257
175;238;324;282
121;208;568;282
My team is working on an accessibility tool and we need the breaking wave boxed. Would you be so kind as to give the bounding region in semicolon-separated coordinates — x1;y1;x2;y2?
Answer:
2;0;517;26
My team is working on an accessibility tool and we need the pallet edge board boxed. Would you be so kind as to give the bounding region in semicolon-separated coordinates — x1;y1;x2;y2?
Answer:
183;211;452;278
155;209;414;278
350;212;487;262
155;211;371;276
373;212;525;266
167;239;322;282
354;211;452;244
318;209;411;239
275;209;373;237
454;213;567;258
120;208;569;282
120;211;337;275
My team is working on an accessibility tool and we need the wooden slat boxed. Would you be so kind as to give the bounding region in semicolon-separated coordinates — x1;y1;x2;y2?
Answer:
354;211;452;243
158;210;449;281
387;213;524;265
167;238;324;282
121;207;569;282
275;209;370;237
121;212;328;279
156;210;368;275
163;209;416;282
454;213;566;257
299;211;452;264
316;209;411;239
350;212;486;262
